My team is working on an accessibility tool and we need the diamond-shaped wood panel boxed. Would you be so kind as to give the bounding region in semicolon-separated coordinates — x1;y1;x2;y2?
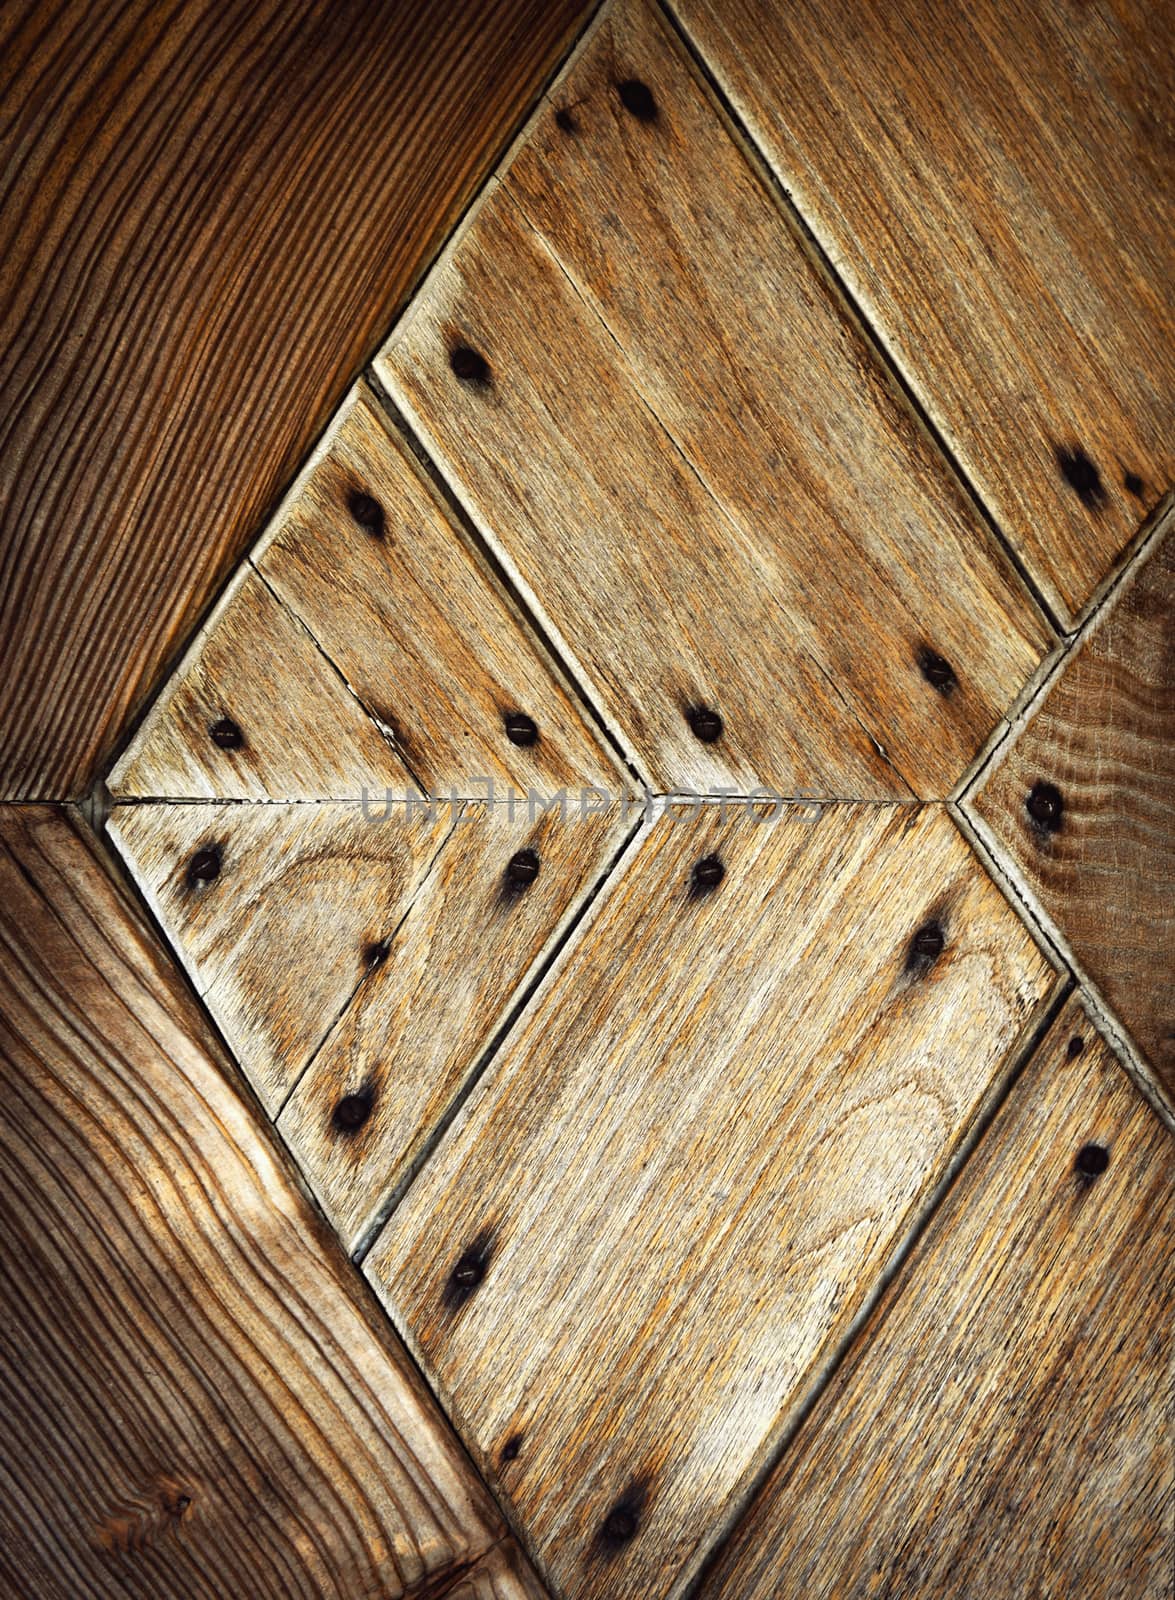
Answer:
103;0;1170;1596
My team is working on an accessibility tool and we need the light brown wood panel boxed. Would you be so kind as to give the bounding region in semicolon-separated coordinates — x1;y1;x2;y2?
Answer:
108;802;458;1111
280;799;631;1253
672;0;1175;626
0;0;594;801
697;995;1174;1600
378;0;1051;800
366;802;1058;1600
254;382;625;798
969;516;1174;1094
0;806;506;1597
108;568;411;801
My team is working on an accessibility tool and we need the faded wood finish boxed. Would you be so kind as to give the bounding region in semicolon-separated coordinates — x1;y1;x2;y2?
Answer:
673;0;1175;626
969;518;1174;1094
0;806;508;1598
698;996;1175;1600
278;800;631;1253
108;802;458;1111
108;567;412;801
366;803;1058;1600
378;0;1051;800
1;0;594;800
254;383;625;798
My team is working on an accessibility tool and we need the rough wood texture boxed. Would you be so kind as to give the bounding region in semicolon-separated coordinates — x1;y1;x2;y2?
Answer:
969;518;1174;1093
698;995;1175;1600
0;0;593;801
108;802;458;1110
366;802;1058;1600
0;806;510;1598
443;1540;550;1600
108;566;413;801
278;800;631;1253
378;0;1051;800
672;0;1175;626
253;383;625;798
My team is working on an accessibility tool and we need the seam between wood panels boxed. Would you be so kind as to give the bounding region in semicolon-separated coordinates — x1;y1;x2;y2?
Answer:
69;796;528;1575
273;803;465;1121
676;971;1074;1600
85;0;612;814
365;366;648;796
654;0;1063;643
351;807;647;1262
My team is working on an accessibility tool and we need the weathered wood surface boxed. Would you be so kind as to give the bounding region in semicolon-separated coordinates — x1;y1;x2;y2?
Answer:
672;0;1175;627
108;802;457;1111
698;995;1175;1600
278;799;631;1253
0;0;593;801
443;1540;550;1600
0;806;512;1598
366;802;1058;1600
969;517;1174;1096
109;566;414;801
378;0;1051;800
254;383;625;798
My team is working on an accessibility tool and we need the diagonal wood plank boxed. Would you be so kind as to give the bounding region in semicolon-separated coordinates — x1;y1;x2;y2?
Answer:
365;801;1059;1600
696;995;1174;1600
108;801;457;1111
0;806;511;1598
278;799;631;1253
253;382;626;798
671;0;1175;626
378;0;1051;801
968;514;1174;1098
108;567;412;801
0;0;594;800
440;1540;550;1600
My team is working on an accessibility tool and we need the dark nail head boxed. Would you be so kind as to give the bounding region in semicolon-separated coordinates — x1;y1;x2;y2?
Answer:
1067;1035;1085;1059
692;854;725;892
911;922;945;960
504;711;538;747
186;846;221;886
450;344;491;386
347;488;385;538
443;1232;494;1310
917;646;956;694
555;107;578;133
363;940;390;969
332;1090;373;1133
687;704;723;743
1123;472;1144;498
1055;445;1106;510
209;716;243;750
617;79;657;121
596;1482;647;1555
1026;781;1063;832
506;848;540;887
1075;1142;1109;1178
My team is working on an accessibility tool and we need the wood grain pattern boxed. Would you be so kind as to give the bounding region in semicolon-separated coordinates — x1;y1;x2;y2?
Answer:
378;0;1051;800
108;802;458;1111
0;0;593;801
0;806;509;1598
366;802;1058;1600
253;382;625;798
108;566;412;801
969;517;1174;1093
440;1540;550;1600
697;995;1175;1600
278;799;631;1253
672;0;1175;626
